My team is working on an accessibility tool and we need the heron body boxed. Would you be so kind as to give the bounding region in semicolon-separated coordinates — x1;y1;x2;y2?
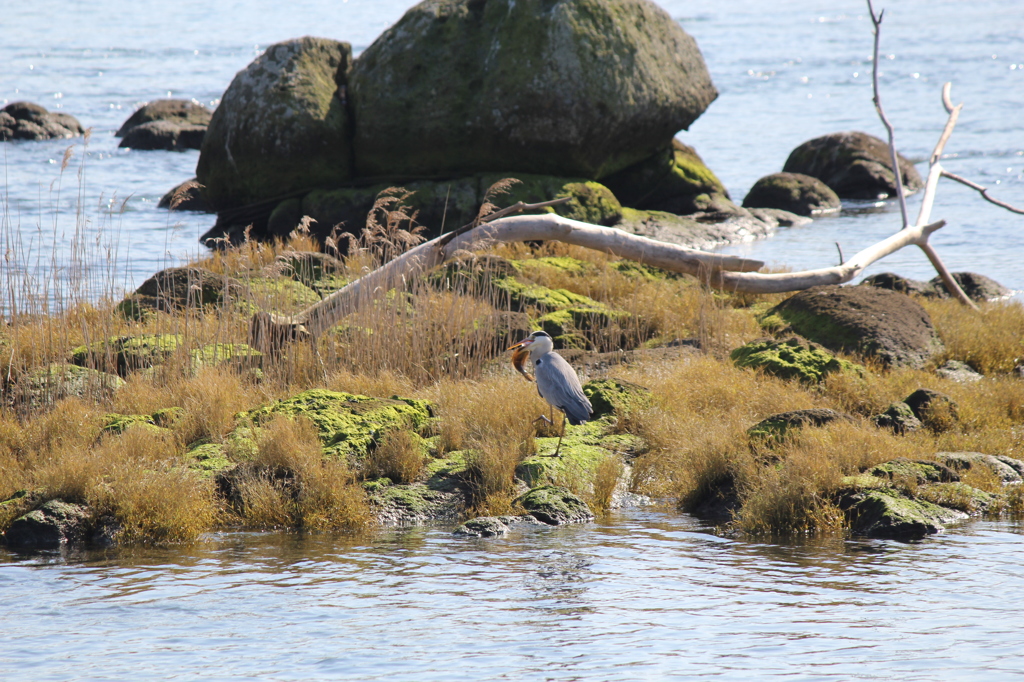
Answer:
508;331;593;455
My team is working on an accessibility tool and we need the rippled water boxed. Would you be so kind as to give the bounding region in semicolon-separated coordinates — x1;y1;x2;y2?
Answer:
3;510;1024;681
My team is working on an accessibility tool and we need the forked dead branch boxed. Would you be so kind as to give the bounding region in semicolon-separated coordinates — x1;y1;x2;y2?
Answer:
249;2;1021;350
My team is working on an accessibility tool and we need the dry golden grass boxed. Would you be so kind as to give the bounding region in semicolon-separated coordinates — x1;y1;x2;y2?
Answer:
588;453;624;513
167;367;261;446
922;298;1024;375
230;415;371;531
363;429;426;484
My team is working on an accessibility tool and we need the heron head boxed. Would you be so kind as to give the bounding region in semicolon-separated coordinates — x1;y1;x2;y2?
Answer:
507;330;552;356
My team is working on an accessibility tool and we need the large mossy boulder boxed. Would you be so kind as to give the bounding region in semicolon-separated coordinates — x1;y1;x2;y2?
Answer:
197;37;353;210
349;0;717;179
1;102;84;141
742;172;840;216
768;285;942;368
783;131;923;200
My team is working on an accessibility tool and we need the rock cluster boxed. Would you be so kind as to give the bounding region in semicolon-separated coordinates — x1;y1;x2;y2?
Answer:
0;102;83;141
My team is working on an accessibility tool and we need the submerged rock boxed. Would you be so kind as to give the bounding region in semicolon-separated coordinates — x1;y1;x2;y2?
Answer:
515;485;594;525
1;101;84;141
742;172;840;216
349;0;717;179
768;285;942;369
453;516;510;537
782;131;923;200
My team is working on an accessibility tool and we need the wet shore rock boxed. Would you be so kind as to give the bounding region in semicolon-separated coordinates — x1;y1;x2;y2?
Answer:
742;172;841;216
117;99;212;151
783;131;923;200
1;101;84;141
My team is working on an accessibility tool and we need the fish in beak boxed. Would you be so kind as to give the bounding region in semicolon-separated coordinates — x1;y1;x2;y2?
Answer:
507;338;534;382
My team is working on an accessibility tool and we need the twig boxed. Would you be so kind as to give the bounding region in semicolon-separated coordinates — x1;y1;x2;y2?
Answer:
835;242;845;265
867;0;909;228
940;170;1024;215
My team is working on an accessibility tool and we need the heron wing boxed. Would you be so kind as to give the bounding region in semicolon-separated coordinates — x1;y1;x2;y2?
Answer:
535;352;593;425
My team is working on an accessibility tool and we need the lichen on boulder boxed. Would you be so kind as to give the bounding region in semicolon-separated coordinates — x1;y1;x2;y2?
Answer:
349;0;717;180
196;37;353;209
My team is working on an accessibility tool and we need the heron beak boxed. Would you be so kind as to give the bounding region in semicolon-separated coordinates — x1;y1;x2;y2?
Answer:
506;338;533;351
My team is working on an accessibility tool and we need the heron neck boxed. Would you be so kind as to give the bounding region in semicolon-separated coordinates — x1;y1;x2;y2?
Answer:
529;339;554;360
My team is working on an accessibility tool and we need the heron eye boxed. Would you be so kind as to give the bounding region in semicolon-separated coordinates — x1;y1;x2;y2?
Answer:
535;360;541;366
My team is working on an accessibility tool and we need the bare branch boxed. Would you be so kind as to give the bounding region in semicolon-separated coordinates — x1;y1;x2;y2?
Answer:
867;0;909;228
940;170;1024;215
918;241;979;310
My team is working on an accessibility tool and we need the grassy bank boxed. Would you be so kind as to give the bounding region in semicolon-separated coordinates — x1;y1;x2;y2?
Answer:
2;216;1023;544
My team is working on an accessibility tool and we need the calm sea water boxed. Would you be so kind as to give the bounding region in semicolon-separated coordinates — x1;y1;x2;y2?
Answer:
3;510;1024;681
3;2;1024;679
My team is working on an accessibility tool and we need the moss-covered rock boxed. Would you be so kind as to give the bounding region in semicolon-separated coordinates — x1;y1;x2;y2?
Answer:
3;499;93;549
535;306;634;350
916;482;997;514
371;482;465;526
244;389;434;462
101;413;164;436
783;131;923;200
938;452;1024;484
241;276;322;314
350;0;717;179
7;363;124;409
185;443;233;476
903;389;959;431
747;408;854;442
582;378;652;420
515;485;594;525
872;401;923;434
730;337;861;383
479;174;623;226
72;334;184;375
769;285;942;369
603;140;729;214
517;420;644;486
742;172;840;216
117;267;245;320
197;37;353;210
867;458;959;484
837;488;967;539
453;516;510;537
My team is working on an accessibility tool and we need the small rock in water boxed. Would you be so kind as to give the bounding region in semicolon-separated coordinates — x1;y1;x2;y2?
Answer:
515;486;594;526
453;517;510;537
4;500;92;549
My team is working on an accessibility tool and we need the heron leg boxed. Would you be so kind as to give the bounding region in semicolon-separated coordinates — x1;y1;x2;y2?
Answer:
532;414;553;426
552;412;566;457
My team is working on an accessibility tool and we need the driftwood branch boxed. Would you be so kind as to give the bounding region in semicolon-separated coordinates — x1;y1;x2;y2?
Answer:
940;170;1024;214
867;0;908;227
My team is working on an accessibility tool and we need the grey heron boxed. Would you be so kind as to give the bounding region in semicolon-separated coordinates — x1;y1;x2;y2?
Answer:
507;330;593;456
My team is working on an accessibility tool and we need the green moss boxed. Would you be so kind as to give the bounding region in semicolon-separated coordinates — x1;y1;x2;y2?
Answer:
514;485;593;525
152;407;184;428
868;458;956;484
730;337;863;383
102;413;162;435
583;378;652;420
491;275;602;311
241;276;322;312
517;419;644;486
362;477;393;493
916;482;995;514
840;488;966;538
186;443;233;476
190;343;262;367
243;389;433;462
72;334;183;375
